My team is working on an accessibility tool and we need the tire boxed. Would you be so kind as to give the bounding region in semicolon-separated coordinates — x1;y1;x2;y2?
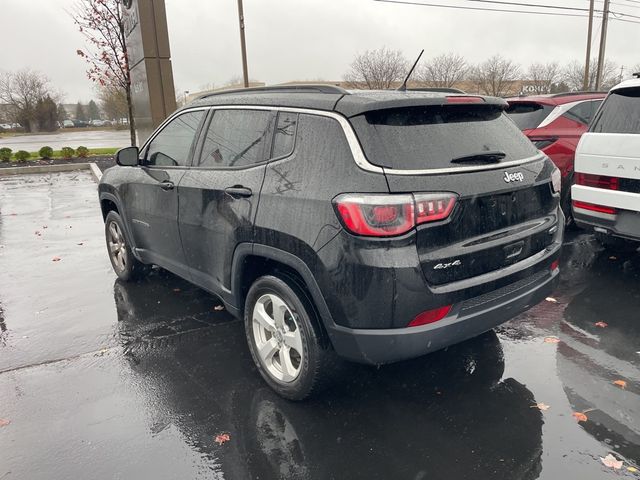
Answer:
595;232;639;253
104;211;150;282
244;275;337;400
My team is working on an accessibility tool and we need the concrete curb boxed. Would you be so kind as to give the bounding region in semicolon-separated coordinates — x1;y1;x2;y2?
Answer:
0;162;102;182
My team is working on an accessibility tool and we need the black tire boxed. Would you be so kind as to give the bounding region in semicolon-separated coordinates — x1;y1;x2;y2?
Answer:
244;275;337;400
104;211;150;282
595;232;639;253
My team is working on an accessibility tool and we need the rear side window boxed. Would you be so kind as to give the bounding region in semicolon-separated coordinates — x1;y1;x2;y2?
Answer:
146;111;204;167
351;105;538;171
272;112;298;158
505;102;553;130
563;100;601;126
198;109;273;168
591;88;640;134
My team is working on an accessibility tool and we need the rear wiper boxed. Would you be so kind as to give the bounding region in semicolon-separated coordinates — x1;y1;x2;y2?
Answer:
451;151;506;164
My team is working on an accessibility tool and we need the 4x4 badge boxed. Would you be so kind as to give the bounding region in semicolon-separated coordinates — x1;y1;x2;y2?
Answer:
504;171;524;183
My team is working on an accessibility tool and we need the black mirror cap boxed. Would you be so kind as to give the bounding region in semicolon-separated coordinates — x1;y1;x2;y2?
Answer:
115;146;139;166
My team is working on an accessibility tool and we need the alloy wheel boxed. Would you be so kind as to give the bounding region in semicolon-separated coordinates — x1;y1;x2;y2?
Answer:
107;221;127;273
252;293;304;383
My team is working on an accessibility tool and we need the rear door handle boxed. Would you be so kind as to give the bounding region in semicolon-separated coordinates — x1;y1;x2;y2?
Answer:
225;186;252;198
159;181;175;191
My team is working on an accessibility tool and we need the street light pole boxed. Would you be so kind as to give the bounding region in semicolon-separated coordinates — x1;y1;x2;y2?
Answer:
237;0;249;88
595;0;610;90
583;0;595;90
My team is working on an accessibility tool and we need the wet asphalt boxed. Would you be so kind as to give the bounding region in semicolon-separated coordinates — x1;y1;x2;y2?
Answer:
0;172;638;480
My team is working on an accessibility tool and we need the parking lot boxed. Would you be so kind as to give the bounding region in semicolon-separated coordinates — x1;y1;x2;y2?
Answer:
0;130;130;151
0;171;638;479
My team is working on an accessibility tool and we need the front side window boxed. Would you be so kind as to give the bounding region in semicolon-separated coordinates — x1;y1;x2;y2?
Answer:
145;111;204;167
591;88;640;134
198;109;273;168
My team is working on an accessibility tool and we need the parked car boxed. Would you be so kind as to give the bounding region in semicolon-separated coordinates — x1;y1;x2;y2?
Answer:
98;85;563;399
73;120;89;128
572;76;640;250
0;123;12;131
62;120;74;128
90;119;111;127
506;92;606;223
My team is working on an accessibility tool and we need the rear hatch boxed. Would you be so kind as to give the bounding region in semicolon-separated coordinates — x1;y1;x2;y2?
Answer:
574;85;640;211
350;102;560;287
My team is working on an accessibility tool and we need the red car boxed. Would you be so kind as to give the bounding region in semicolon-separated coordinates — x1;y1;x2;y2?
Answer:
506;92;606;222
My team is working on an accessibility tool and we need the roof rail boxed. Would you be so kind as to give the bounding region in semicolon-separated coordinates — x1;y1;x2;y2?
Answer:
549;90;607;98
633;72;640;79
198;84;349;100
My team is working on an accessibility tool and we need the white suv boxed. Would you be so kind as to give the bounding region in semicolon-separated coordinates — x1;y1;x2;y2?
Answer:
572;75;640;250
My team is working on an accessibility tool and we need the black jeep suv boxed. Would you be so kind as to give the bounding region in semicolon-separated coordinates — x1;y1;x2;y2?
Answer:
99;85;563;399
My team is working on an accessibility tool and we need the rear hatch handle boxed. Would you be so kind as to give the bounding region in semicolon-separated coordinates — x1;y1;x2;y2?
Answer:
451;151;506;164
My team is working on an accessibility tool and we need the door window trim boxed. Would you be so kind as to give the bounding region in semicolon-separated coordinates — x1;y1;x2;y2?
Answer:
141;104;543;176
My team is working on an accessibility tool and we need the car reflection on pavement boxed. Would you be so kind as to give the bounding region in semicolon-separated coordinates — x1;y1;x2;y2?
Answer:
558;248;640;464
113;273;544;480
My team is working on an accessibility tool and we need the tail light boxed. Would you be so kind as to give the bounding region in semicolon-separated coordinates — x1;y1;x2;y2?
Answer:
575;172;619;190
572;200;617;215
408;305;452;327
334;193;457;237
529;136;558;150
446;96;484;104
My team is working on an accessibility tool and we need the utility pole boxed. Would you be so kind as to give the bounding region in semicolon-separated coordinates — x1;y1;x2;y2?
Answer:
583;0;595;90
595;0;610;90
237;0;249;88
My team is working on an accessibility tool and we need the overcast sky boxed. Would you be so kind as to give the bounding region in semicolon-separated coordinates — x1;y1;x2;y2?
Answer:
2;0;639;102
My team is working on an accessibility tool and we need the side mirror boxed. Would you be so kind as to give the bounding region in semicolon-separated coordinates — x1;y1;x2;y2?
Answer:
115;146;139;166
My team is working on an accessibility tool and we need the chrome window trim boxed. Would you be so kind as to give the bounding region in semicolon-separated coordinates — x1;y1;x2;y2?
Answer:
143;104;544;176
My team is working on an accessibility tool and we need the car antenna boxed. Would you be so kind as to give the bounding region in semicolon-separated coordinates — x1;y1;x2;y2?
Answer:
397;49;424;92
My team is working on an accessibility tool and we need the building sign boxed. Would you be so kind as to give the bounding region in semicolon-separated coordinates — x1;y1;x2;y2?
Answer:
122;0;176;144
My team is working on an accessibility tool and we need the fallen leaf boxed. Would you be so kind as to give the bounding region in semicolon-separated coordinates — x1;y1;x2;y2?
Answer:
595;321;608;328
35;230;41;236
214;433;230;445
77;242;84;246
544;336;560;344
601;454;623;469
214;305;225;311
0;418;10;427
52;256;61;262
609;256;617;260
572;412;588;422
42;225;47;229
613;380;627;389
545;297;558;303
531;403;550;411
173;288;181;293
627;466;638;473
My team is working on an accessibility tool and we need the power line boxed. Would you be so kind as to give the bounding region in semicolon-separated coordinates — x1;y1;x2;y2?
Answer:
373;0;640;24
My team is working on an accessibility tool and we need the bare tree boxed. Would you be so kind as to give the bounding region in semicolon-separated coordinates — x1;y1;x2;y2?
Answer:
419;53;467;88
526;62;561;94
73;0;135;145
564;58;618;91
344;47;407;90
471;55;521;97
0;69;57;132
98;84;128;123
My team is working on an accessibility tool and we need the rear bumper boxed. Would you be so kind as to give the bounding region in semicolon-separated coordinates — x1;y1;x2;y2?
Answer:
327;266;559;365
573;208;640;242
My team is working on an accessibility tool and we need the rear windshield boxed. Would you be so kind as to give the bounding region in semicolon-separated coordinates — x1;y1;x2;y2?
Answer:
591;87;640;134
351;105;538;170
505;102;553;130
